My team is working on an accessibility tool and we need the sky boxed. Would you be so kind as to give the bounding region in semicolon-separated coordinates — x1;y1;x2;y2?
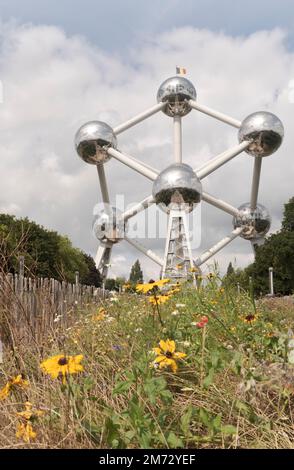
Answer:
0;1;293;280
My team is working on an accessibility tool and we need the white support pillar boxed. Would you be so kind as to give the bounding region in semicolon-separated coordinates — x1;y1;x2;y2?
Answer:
195;227;243;266
202;191;240;217
113;102;165;135
95;242;113;279
250;157;262;211
122;195;154;221
97;164;110;204
269;267;274;296
107;147;159;181
173;116;182;163
196;141;250;180
189;100;241;128
125;236;164;267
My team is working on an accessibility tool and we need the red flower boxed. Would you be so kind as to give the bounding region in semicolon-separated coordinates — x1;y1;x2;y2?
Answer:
196;316;208;328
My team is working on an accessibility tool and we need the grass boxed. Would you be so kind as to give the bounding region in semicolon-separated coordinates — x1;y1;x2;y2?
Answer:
1;277;294;449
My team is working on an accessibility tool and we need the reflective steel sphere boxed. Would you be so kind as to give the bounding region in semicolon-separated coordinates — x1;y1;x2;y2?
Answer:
233;203;271;240
93;207;126;244
75;121;117;165
157;76;196;117
152;163;202;213
238;111;284;157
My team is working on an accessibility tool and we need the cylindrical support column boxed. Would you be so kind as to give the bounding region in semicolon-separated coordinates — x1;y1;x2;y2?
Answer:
250;157;262;211
97;164;110;204
107;147;158;181
113;102;165;135
196;141;250;180
189;100;241;128
173;116;182;163
125;236;164;267
202;191;240;217
122;195;154;221
195;227;243;266
269;267;274;296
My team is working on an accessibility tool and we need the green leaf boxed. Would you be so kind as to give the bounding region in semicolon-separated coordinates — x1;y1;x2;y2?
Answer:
180;405;194;435
221;424;237;435
212;414;222;432
113;380;132;395
203;367;214;388
167;431;184;449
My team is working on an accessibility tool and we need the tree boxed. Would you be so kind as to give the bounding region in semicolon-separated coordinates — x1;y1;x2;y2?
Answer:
244;196;294;295
0;213;100;285
80;253;102;287
226;262;235;277
129;259;143;284
282;196;294;232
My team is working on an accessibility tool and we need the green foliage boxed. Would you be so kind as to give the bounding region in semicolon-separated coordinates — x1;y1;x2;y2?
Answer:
129;259;143;284
222;196;294;295
0;213;101;285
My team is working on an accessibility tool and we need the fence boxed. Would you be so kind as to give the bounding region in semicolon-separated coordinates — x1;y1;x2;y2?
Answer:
0;272;107;356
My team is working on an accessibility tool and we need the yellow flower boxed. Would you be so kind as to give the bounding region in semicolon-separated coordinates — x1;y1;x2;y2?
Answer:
0;375;29;401
149;295;170;305
16;422;36;443
152;339;186;373
242;314;257;324
167;287;181;295
92;307;106;321
16;402;44;421
40;354;84;384
136;279;170;294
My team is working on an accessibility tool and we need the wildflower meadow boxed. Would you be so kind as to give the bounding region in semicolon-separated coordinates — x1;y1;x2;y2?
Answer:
1;274;294;449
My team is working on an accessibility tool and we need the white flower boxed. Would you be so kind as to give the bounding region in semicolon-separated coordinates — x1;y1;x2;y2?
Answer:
54;315;62;323
106;316;115;323
176;303;186;308
190;322;197;326
183;341;190;347
226;344;233;350
135;328;143;333
171;310;179;316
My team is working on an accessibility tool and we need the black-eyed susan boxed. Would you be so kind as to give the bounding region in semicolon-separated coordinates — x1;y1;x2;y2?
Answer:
16;421;36;443
92;307;106;321
148;294;170;305
152;339;186;373
40;354;84;384
0;375;29;401
16;401;44;421
243;313;257;324
136;278;170;294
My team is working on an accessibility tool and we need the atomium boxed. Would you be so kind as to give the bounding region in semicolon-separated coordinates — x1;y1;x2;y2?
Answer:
238;111;284;157
233;203;271;240
152;163;202;213
93;207;126;244
75;121;117;165
157;76;196;117
74;70;284;282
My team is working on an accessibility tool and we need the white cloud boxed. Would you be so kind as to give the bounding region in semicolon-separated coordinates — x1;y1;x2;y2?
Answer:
0;24;293;279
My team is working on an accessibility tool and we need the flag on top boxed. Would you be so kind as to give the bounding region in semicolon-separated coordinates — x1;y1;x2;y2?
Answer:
176;66;186;75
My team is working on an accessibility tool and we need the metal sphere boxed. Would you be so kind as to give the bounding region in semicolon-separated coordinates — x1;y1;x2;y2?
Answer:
152;163;202;213
157;76;196;117
75;121;117;165
233;203;271;240
93;207;126;244
238;111;284;157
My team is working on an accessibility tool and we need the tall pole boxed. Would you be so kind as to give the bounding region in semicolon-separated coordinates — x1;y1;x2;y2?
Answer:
173;116;182;163
250;157;262;211
269;267;274;296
